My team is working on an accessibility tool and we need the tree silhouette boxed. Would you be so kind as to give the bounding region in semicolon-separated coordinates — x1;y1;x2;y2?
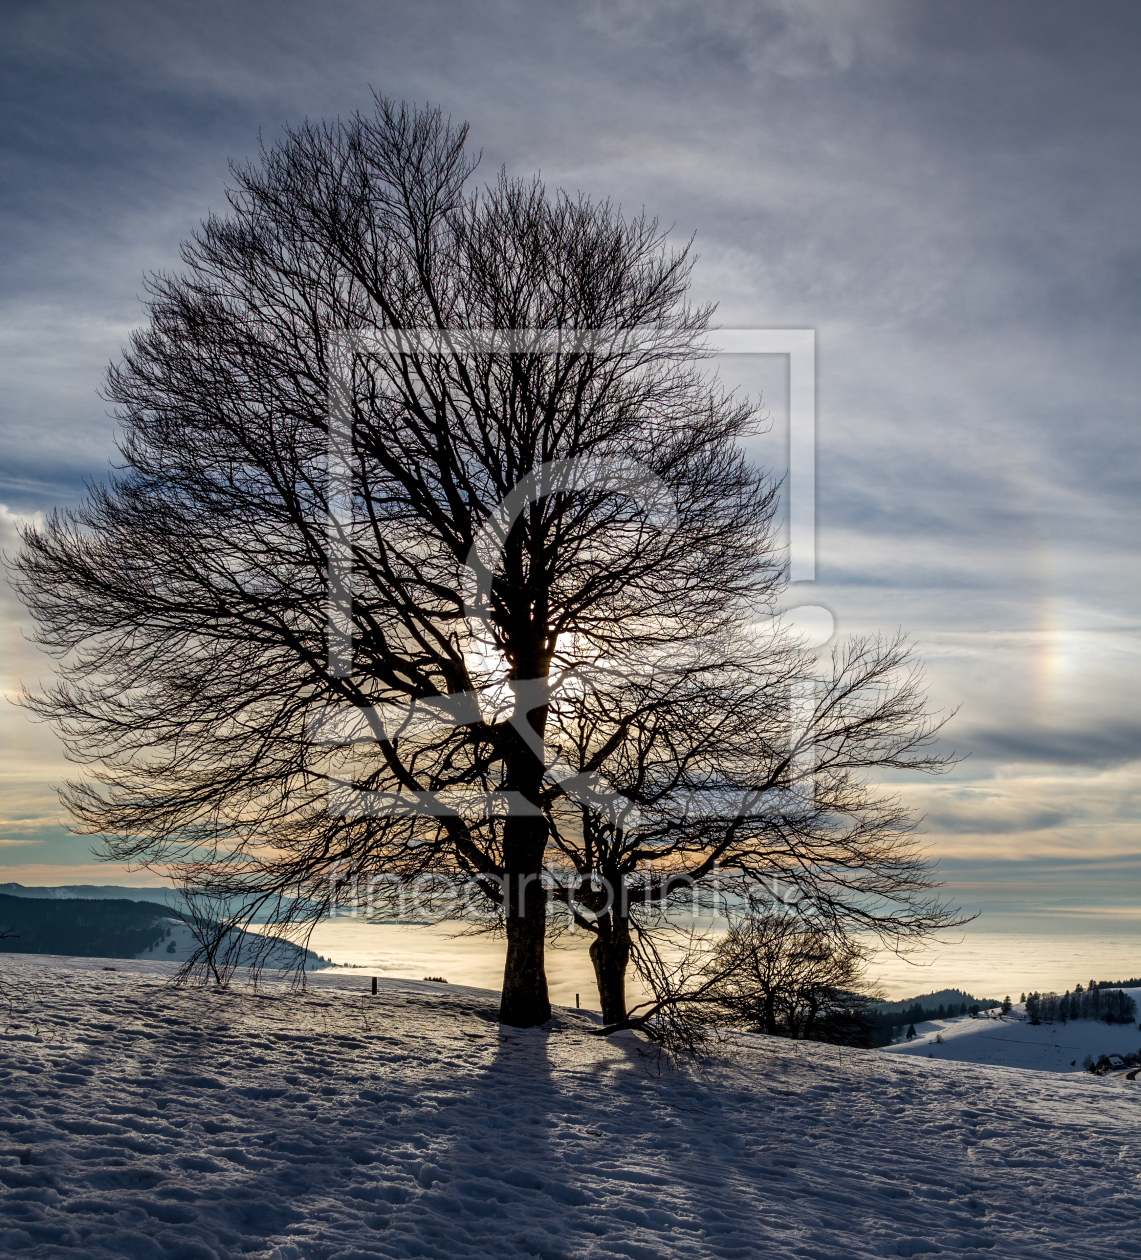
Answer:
12;95;962;1029
542;628;959;1025
11;96;777;1027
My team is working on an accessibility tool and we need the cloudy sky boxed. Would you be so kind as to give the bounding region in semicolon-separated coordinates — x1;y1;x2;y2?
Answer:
2;0;1140;932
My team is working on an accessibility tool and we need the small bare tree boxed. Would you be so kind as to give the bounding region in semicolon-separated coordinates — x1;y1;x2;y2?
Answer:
705;909;885;1045
172;883;316;988
541;630;962;1026
0;928;53;1040
172;883;247;988
583;928;729;1067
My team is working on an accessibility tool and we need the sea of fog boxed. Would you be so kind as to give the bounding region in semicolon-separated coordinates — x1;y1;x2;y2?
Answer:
308;920;615;1012
303;917;1141;1008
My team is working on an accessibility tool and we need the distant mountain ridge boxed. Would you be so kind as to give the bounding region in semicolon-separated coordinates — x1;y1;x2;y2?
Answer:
0;882;181;905
0;884;277;923
0;892;331;970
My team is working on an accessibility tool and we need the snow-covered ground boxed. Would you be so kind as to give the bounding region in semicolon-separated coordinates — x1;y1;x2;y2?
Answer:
4;955;1141;1258
883;995;1141;1074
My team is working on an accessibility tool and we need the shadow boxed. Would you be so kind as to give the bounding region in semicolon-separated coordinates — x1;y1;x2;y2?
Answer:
381;1018;582;1257
322;983;681;1257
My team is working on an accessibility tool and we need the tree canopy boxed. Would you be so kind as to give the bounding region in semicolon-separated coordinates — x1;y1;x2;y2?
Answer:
13;95;959;1027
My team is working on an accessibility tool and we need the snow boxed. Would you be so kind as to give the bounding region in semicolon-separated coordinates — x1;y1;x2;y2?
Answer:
883;994;1141;1074
4;954;1141;1258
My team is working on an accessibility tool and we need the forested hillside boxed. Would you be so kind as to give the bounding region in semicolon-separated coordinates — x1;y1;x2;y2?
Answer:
0;894;177;958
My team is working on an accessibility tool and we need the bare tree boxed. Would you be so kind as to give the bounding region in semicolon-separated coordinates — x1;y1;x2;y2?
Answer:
172;882;318;988
590;903;889;1061
584;927;730;1067
171;883;251;988
705;909;885;1045
541;630;962;1026
10;95;778;1027
0;927;52;1040
174;887;239;987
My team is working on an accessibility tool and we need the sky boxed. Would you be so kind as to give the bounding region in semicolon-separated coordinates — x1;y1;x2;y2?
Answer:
2;0;1141;937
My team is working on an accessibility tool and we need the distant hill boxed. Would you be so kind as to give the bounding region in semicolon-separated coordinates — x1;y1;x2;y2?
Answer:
0;893;179;958
873;988;999;1015
0;884;281;923
0;892;332;970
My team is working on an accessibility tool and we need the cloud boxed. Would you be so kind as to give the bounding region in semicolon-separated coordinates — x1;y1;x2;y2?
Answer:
584;0;872;80
0;817;66;837
3;0;1141;903
896;762;1141;864
0;862;169;886
958;726;1141;771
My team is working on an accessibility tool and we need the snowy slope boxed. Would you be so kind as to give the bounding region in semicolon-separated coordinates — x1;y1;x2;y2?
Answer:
4;955;1141;1258
135;919;332;971
883;995;1141;1073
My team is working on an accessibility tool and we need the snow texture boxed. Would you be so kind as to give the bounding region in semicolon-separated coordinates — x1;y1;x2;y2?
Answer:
2;953;1141;1258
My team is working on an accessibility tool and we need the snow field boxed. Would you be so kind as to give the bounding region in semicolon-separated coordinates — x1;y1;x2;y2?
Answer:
884;994;1141;1073
2;954;1141;1258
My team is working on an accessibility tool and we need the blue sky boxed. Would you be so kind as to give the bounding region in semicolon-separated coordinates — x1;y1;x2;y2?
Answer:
2;0;1141;929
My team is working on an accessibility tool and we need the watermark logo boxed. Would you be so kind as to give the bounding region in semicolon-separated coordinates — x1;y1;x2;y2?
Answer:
315;327;833;832
322;860;803;928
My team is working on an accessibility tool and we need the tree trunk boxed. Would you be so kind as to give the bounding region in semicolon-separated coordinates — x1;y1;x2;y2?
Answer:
499;865;551;1027
497;691;552;1028
589;915;631;1026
